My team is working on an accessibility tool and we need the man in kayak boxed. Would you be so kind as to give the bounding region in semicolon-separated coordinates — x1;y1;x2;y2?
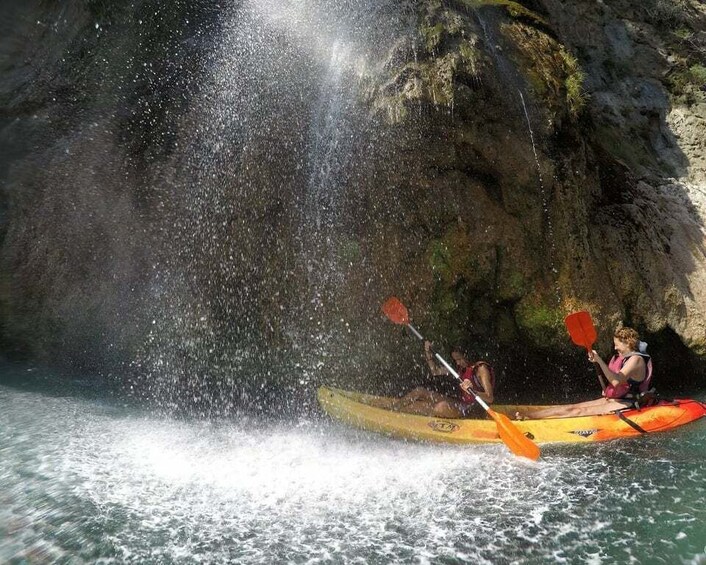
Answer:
390;341;495;418
517;326;653;419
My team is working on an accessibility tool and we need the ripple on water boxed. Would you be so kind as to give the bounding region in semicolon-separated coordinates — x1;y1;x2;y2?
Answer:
2;384;706;563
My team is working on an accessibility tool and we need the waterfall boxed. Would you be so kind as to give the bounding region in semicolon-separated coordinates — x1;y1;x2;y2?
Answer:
518;90;560;303
3;0;591;411
121;0;419;409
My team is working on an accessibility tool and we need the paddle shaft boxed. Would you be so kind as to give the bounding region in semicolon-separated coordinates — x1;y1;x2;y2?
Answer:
405;323;490;411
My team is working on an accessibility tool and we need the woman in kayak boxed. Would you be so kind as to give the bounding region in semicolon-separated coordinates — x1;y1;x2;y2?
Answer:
391;341;495;418
518;326;653;419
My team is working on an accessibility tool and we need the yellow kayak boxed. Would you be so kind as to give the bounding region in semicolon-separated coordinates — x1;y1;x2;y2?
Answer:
317;386;706;444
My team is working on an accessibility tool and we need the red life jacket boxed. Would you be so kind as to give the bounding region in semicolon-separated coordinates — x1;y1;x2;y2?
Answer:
458;361;495;404
603;353;653;399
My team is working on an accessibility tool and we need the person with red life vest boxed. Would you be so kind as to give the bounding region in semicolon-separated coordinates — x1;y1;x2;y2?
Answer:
392;340;495;418
518;326;654;419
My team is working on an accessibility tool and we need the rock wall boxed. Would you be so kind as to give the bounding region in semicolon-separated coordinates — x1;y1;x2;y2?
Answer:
360;0;706;391
1;0;705;409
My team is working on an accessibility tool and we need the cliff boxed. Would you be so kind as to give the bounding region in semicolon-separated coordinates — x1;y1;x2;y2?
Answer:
1;0;705;409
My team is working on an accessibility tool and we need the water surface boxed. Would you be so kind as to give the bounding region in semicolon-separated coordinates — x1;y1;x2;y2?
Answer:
2;366;705;564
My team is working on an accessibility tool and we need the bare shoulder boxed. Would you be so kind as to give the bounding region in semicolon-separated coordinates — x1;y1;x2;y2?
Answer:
476;362;492;376
624;355;646;368
623;355;646;379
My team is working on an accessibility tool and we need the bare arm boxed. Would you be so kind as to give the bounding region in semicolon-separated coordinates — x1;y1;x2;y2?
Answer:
424;340;448;377
589;351;645;386
460;364;494;404
593;359;609;391
475;364;494;404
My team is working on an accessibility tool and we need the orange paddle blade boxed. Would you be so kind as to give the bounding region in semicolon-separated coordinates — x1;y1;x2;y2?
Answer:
564;311;597;351
381;297;409;325
488;410;541;461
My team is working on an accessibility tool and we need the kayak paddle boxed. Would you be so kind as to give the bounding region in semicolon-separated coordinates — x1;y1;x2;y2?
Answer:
564;311;597;352
565;311;607;391
381;296;540;461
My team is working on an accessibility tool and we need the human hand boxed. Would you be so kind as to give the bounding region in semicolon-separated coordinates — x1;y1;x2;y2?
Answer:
424;340;433;352
588;350;599;363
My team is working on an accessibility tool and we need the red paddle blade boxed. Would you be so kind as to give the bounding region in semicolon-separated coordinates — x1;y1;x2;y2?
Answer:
565;311;597;350
381;297;409;325
488;410;541;461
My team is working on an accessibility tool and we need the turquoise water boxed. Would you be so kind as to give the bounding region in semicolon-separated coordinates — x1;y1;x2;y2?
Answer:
1;365;706;564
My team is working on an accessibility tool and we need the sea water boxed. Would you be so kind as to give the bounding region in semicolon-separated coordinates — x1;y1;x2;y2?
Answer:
1;364;705;564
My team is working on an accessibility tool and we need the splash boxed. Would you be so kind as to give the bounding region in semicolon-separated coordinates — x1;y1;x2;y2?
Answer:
2;379;706;563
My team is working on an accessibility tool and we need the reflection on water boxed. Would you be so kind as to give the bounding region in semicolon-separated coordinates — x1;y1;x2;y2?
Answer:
1;369;706;564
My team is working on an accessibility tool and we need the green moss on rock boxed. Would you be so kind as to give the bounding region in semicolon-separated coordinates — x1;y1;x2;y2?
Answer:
501;22;586;120
563;52;587;118
421;22;445;53
364;0;489;122
337;239;362;264
690;64;706;84
665;57;706;105
498;270;526;301
365;0;568;123
514;297;564;345
460;0;548;27
428;228;472;285
425;226;490;338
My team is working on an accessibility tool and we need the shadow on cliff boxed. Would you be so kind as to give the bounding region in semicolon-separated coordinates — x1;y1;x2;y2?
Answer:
546;0;706;392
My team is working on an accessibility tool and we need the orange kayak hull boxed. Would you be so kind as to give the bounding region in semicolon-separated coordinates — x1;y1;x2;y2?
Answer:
317;387;706;444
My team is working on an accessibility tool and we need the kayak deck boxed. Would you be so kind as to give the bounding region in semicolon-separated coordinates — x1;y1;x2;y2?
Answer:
317;386;706;444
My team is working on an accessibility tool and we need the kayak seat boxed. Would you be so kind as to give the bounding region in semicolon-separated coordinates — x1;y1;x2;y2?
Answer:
632;388;659;409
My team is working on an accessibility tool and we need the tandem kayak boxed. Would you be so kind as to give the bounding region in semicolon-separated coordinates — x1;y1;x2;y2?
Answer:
317;386;706;444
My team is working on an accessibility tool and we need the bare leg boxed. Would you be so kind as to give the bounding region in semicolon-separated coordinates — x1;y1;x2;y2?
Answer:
367;387;438;410
366;397;398;410
431;400;466;419
399;400;438;416
521;397;631;420
370;388;469;417
396;393;463;417
395;388;446;410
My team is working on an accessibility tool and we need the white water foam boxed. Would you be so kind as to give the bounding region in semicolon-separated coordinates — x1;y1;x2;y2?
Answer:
2;384;706;563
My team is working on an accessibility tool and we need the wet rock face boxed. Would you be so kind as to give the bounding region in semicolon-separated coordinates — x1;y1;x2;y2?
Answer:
538;0;706;359
364;0;706;387
0;0;226;373
1;0;705;408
